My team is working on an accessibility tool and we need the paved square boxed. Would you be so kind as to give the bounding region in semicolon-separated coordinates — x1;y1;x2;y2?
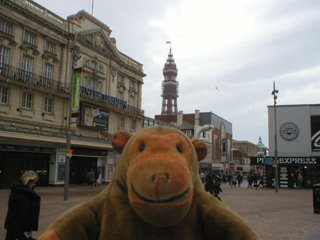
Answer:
0;183;319;239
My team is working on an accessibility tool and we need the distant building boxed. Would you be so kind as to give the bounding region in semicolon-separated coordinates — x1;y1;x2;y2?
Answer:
155;110;232;176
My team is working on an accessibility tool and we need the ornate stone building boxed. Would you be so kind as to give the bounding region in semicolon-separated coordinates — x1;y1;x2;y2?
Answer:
0;0;145;188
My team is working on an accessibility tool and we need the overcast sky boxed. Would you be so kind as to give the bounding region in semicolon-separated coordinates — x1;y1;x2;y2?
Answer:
35;0;320;146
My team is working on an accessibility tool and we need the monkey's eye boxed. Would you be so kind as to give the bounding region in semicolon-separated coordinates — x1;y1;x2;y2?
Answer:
139;143;145;152
176;145;183;153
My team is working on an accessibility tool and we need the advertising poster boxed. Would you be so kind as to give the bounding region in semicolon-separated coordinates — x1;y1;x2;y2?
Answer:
82;104;109;130
72;68;82;117
107;164;113;180
311;116;320;152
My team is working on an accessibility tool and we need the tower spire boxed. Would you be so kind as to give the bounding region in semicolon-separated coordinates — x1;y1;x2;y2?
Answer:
161;42;179;115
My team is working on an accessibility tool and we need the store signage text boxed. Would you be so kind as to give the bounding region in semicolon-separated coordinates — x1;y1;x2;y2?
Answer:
251;157;320;165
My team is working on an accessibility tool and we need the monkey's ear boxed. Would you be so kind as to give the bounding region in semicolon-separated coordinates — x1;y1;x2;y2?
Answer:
191;139;207;161
112;131;132;153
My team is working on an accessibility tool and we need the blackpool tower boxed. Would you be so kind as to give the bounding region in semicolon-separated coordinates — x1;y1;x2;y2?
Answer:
161;46;179;115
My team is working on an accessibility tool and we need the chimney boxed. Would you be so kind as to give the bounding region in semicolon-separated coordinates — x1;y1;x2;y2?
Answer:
177;111;183;126
195;110;200;126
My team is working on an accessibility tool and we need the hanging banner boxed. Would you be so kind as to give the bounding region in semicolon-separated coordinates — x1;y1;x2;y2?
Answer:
311;116;320;152
72;67;82;117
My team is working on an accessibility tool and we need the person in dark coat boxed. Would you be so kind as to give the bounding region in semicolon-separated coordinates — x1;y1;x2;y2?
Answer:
88;169;95;188
212;179;223;201
204;171;213;194
4;171;41;240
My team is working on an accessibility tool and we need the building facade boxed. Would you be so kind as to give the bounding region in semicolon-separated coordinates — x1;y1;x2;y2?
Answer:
251;104;320;188
0;0;145;188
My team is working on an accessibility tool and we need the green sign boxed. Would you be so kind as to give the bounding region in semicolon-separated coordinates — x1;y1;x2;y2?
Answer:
72;68;81;117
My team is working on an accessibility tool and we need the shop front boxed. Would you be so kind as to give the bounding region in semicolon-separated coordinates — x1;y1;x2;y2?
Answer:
251;157;320;188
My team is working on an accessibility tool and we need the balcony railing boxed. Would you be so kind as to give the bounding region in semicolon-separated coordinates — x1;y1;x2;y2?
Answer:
0;64;70;93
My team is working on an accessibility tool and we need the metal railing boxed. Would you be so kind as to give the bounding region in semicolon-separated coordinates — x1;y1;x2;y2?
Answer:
0;64;70;93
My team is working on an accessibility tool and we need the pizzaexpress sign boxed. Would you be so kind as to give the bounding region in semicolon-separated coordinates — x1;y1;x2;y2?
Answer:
250;157;320;165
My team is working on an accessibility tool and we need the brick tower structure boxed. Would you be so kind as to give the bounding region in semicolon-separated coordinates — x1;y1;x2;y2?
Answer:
161;47;179;115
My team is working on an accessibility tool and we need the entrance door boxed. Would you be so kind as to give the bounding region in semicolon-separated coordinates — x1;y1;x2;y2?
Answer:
2;152;21;189
70;156;97;185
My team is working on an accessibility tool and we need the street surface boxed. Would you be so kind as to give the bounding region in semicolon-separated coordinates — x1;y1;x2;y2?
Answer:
0;183;319;240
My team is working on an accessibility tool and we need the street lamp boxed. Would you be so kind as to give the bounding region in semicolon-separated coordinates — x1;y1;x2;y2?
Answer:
271;80;279;193
196;124;214;139
64;33;81;201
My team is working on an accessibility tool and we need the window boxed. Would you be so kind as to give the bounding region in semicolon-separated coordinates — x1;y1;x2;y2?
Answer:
0;20;13;35
118;75;123;83
233;159;240;165
22;54;33;72
243;158;250;165
45;42;55;53
130;80;135;89
21;92;32;109
43;63;53;88
89;79;95;90
129;96;134;106
96;81;102;92
83;75;89;88
85;60;89;66
131;119;136;131
0;86;8;104
91;61;97;69
44;97;53;113
119;117;124;128
21;55;33;83
99;65;103;72
117;91;123;100
0;46;9;68
24;31;36;45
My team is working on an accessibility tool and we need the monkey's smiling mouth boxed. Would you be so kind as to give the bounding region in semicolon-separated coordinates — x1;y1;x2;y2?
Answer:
131;184;190;204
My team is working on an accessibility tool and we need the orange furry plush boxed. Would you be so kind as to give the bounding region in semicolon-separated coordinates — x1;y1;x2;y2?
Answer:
39;126;260;240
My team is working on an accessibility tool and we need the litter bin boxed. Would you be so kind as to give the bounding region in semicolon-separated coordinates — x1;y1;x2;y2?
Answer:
313;184;320;214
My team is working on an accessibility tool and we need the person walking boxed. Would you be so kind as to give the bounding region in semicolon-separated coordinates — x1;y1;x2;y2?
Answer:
247;174;253;189
212;179;223;201
253;173;258;189
4;172;40;240
204;171;213;194
94;168;100;187
88;169;95;188
237;174;242;187
298;173;303;188
231;174;237;188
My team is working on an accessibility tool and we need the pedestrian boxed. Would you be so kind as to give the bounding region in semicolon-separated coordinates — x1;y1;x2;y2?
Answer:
237;174;242;187
88;169;95;188
289;174;296;189
84;169;88;186
247;174;253;189
298;173;303;188
227;174;232;186
4;171;40;240
232;174;237;188
253;173;258;189
94;168;101;187
212;179;223;201
204;171;213;194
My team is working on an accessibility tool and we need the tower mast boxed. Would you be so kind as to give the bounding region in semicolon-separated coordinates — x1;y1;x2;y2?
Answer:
161;42;179;115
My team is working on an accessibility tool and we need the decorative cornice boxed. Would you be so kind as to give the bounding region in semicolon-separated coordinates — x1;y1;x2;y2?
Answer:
0;32;17;46
42;51;59;63
20;42;40;55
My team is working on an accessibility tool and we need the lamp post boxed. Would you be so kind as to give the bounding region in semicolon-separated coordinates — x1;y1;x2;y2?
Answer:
271;80;279;193
196;124;214;139
64;33;81;201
